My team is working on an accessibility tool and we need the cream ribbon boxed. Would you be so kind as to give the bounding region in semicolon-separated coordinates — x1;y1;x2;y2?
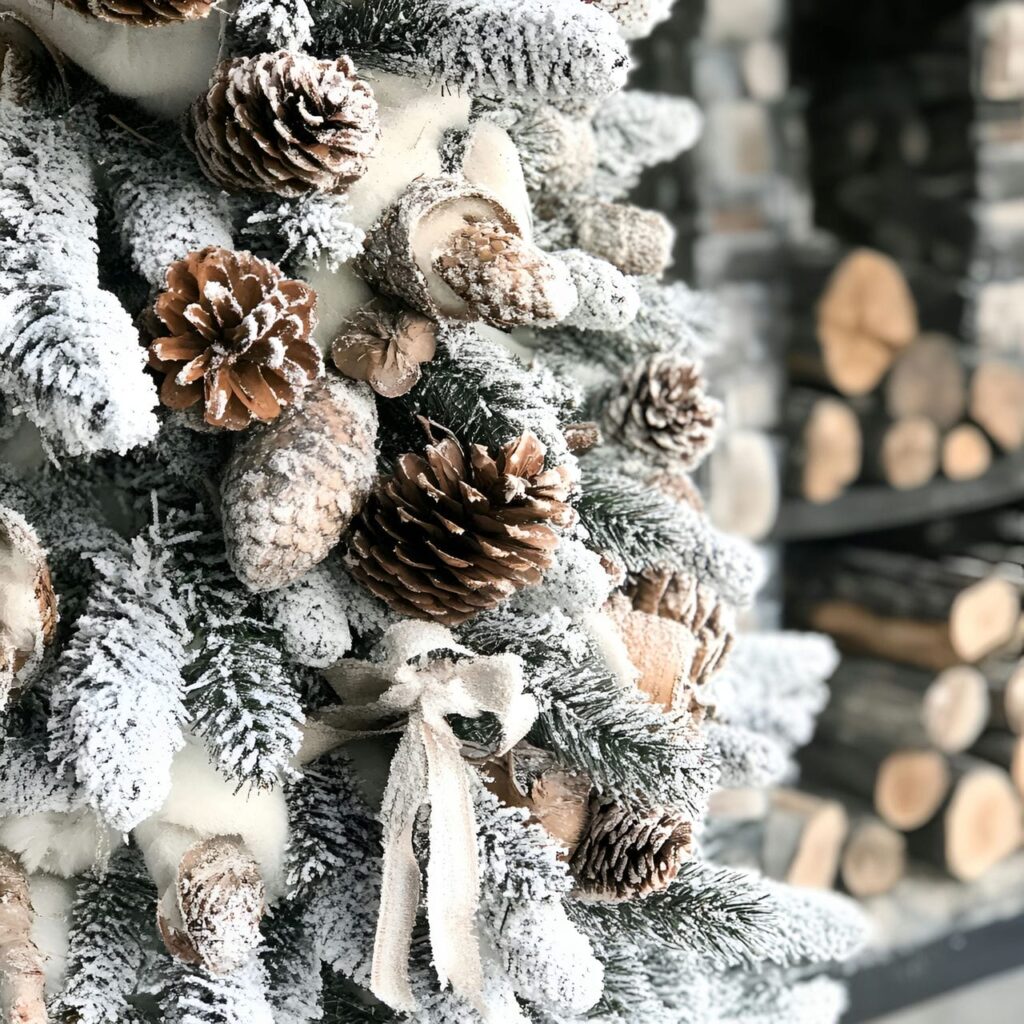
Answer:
300;620;537;1018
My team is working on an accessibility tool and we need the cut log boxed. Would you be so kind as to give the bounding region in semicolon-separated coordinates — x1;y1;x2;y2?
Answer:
784;389;862;503
818;658;988;755
971;731;1024;797
984;657;1024;733
707;429;780;540
884;332;966;429
860;414;939;490
969;357;1024;451
761;788;848;889
906;757;1022;881
814;248;919;396
941;423;993;481
840;815;907;898
799;740;950;831
791;546;1023;666
707;787;770;822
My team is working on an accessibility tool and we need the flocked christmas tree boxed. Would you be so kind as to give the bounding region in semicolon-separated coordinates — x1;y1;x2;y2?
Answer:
0;2;864;1022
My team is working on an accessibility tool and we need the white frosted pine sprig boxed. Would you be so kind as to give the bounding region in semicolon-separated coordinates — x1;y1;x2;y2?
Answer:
0;103;158;456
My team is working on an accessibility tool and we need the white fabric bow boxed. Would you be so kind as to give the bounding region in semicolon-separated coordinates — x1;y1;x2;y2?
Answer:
301;620;537;1018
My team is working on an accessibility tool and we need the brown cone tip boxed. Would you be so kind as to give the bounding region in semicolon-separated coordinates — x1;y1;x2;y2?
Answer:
188;51;380;197
332;308;437;398
149;246;321;431
58;0;214;26
347;421;577;626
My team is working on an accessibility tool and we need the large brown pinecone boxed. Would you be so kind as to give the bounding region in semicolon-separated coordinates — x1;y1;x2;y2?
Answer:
348;424;576;625
433;220;577;329
626;568;735;687
188;51;379;198
571;795;693;901
602;354;720;467
57;0;213;25
149;246;320;431
221;375;379;593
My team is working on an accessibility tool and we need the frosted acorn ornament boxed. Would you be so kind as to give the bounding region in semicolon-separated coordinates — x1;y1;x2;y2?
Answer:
148;246;321;431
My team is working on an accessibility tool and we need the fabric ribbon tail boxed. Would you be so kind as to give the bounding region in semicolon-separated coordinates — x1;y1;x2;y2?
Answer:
422;718;486;1013
370;726;428;1013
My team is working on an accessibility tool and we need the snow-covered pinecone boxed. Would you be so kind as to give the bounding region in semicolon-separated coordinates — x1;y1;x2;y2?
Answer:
347;424;576;626
58;0;213;25
434;219;577;328
571;795;692;900
149;246;320;431
602;354;721;468
188;51;380;197
332;308;437;398
221;374;378;593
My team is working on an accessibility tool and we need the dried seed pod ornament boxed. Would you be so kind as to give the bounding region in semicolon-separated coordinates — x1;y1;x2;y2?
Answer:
57;0;214;26
347;421;577;626
0;506;57;710
188;51;380;198
357;176;578;328
221;375;378;593
331;308;437;398
148;246;321;431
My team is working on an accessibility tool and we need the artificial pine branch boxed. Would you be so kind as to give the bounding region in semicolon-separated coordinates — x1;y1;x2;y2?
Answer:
144;957;275;1024
576;465;762;606
261;912;324;1024
55;846;155;1024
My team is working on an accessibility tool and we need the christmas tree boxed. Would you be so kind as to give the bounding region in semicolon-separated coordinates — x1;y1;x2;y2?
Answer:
0;2;863;1022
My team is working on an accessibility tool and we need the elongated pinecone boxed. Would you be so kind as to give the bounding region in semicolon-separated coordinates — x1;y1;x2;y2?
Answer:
58;0;213;24
433;220;577;329
149;246;320;431
188;51;379;197
571;795;693;901
626;568;735;686
602;354;720;467
348;423;576;625
221;375;378;593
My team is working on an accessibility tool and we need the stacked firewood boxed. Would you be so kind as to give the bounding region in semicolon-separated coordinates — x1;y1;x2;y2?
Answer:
778;520;1024;891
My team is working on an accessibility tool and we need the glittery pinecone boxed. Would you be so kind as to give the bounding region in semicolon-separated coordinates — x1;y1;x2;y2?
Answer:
570;795;693;900
626;568;735;686
331;308;437;398
433;219;577;329
57;0;213;25
188;51;379;197
221;375;378;593
602;354;720;467
149;246;320;431
347;423;576;626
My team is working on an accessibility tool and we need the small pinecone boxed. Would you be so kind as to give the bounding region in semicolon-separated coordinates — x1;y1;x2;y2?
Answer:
332;308;437;398
433;220;577;329
172;837;265;974
603;354;720;467
188;51;379;197
626;568;735;687
221;375;378;593
348;423;576;626
57;0;213;25
571;795;693;901
149;246;320;431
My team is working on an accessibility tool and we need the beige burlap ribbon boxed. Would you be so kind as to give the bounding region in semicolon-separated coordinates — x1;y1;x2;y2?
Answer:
300;620;537;1018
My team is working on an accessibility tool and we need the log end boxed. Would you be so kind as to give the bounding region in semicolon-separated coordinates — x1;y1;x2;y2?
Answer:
950;576;1022;664
944;766;1022;881
875;749;950;829
924;666;991;754
840;818;907;898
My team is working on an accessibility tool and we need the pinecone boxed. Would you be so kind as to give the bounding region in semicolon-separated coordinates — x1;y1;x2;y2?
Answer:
221;375;379;593
332;308;437;398
433;219;577;329
161;837;265;974
626;568;735;687
188;51;379;198
148;246;320;431
347;423;576;626
57;0;213;25
571;795;693;901
602;354;720;467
